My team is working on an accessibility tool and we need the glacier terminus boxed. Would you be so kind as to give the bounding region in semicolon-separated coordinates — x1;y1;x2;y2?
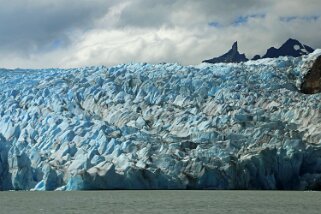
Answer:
1;50;321;191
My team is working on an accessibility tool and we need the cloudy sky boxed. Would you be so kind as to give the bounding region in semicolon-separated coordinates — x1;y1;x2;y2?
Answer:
0;0;321;68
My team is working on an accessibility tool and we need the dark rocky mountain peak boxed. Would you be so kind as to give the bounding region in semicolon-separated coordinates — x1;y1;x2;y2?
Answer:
262;38;314;59
231;41;238;52
202;41;248;64
202;38;315;64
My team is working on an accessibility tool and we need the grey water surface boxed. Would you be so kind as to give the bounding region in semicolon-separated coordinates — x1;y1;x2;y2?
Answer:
0;191;320;214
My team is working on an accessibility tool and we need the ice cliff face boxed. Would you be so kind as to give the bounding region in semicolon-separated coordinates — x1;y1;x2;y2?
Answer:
1;50;321;191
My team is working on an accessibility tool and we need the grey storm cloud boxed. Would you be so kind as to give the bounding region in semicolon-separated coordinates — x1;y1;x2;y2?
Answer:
0;0;321;68
0;0;115;54
115;0;268;28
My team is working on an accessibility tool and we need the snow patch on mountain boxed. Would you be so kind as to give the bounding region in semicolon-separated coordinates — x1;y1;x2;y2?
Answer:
293;45;300;51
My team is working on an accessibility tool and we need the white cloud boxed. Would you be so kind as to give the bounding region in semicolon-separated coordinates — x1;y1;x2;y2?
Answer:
0;0;320;68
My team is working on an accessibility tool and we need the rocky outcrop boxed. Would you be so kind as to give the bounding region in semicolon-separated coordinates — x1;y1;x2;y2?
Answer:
1;50;321;190
203;42;248;64
300;55;321;94
252;55;261;60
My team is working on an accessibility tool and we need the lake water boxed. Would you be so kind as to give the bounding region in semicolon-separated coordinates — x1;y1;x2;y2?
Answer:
0;191;320;214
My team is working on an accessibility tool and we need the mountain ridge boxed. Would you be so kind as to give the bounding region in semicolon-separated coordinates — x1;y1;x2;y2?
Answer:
261;38;315;59
203;38;315;64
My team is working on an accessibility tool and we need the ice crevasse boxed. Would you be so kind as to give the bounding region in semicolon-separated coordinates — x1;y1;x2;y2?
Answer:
1;50;321;190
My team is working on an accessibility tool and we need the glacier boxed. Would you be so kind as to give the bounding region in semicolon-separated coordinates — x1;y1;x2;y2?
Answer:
1;50;321;191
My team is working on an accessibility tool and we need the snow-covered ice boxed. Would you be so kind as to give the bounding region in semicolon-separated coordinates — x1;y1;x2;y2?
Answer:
1;50;321;190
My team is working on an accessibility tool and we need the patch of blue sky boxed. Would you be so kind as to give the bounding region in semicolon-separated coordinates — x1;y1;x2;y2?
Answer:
232;14;265;26
208;21;221;28
280;15;320;22
208;14;265;28
51;39;64;49
37;39;65;53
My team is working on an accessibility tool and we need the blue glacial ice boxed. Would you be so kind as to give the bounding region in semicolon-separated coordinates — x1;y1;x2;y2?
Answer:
1;50;321;190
